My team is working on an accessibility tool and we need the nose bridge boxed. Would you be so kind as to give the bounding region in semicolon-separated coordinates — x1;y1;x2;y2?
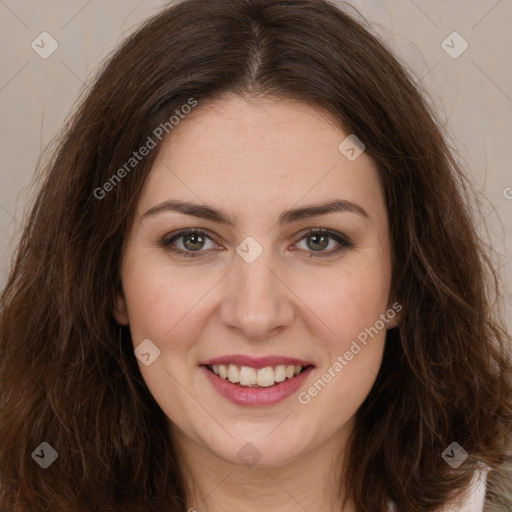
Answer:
221;244;294;339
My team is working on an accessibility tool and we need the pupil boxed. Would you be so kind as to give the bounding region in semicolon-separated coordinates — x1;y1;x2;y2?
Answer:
184;233;204;251
308;235;328;251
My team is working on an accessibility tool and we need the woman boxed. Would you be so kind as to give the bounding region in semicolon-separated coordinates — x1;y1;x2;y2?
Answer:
1;0;511;510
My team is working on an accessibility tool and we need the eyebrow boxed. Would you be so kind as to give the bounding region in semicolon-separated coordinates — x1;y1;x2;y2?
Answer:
142;198;369;225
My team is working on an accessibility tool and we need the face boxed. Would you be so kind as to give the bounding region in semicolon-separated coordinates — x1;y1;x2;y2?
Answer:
115;95;399;468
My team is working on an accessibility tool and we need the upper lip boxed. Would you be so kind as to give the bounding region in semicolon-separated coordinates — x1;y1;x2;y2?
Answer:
200;355;314;369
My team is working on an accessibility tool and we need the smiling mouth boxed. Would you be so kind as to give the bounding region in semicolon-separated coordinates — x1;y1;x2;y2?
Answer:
204;363;313;388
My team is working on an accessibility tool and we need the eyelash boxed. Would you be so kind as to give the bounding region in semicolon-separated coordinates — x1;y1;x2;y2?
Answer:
158;228;352;259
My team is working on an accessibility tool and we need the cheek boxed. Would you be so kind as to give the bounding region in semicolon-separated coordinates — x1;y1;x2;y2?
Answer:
300;251;392;412
302;251;392;353
121;258;218;349
120;259;213;423
297;268;390;421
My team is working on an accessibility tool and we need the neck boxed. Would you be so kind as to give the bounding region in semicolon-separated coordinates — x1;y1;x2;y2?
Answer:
171;421;356;512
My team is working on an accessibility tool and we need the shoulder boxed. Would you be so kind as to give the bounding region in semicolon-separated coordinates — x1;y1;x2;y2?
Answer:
387;468;488;512
444;468;488;512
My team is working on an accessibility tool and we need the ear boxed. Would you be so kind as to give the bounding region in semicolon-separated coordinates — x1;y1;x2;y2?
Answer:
114;291;130;325
385;300;402;329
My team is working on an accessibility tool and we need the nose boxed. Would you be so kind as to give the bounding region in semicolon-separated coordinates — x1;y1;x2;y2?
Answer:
220;248;295;341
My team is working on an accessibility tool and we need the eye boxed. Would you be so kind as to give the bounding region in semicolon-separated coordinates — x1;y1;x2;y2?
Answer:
159;227;351;259
293;228;351;258
159;229;219;258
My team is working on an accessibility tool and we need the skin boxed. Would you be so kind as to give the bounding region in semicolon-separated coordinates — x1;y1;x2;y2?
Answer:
115;94;400;512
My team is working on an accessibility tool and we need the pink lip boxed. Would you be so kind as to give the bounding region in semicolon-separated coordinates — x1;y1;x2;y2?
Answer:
200;365;314;407
200;354;314;369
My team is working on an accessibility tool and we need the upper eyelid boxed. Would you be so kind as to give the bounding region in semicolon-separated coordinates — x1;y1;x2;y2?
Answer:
165;228;219;244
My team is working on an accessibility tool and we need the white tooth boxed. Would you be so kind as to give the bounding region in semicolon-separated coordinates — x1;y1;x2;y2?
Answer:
285;365;295;378
275;365;287;382
219;364;228;379
212;365;220;375
257;367;276;387
239;366;257;386
228;364;240;383
294;365;302;376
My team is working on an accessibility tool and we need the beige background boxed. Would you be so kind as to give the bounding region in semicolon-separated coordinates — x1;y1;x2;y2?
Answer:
0;0;511;327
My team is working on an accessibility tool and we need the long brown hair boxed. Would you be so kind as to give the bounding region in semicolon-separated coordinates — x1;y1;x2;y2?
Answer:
1;0;511;510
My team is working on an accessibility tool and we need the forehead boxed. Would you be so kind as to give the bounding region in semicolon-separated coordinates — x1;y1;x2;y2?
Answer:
138;95;384;222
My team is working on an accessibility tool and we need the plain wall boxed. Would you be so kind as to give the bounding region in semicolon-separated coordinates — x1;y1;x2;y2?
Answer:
0;0;511;327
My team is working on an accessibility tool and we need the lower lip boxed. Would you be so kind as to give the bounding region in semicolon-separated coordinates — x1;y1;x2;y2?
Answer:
200;365;314;407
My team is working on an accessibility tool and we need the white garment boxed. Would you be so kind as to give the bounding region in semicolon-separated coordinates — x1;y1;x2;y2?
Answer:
388;469;488;511
443;469;488;512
